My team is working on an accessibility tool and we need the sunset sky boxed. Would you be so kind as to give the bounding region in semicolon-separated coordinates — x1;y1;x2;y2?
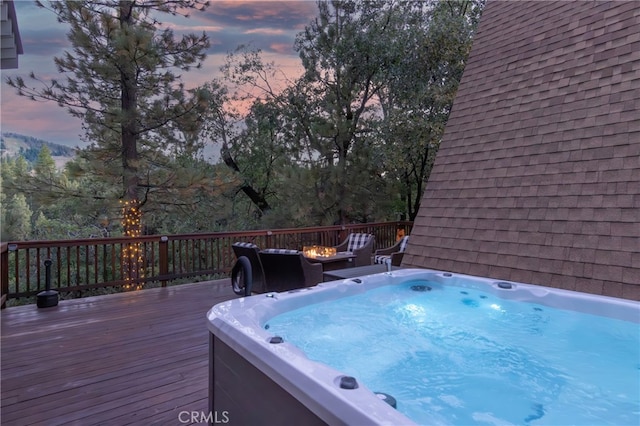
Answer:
0;1;319;149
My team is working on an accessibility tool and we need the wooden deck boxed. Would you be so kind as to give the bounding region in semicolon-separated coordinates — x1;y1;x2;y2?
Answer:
1;280;236;426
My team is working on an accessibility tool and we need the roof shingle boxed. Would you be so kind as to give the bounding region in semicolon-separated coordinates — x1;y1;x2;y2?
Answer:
404;0;640;300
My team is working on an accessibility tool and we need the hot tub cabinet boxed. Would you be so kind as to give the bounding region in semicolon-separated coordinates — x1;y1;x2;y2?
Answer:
209;334;327;425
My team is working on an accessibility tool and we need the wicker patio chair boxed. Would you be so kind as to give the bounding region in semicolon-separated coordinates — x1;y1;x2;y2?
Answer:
259;249;323;293
333;233;375;267
373;235;409;267
231;242;266;294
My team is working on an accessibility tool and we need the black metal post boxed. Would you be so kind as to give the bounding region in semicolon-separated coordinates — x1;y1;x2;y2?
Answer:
37;259;59;308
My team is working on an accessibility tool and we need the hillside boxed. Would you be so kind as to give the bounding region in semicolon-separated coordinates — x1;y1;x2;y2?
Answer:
0;132;77;169
0;132;221;167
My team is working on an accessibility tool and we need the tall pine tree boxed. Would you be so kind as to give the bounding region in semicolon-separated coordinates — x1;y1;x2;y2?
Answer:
7;0;210;223
7;0;210;281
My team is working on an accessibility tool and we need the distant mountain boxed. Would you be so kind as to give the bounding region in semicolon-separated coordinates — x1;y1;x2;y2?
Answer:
0;132;76;169
0;132;221;167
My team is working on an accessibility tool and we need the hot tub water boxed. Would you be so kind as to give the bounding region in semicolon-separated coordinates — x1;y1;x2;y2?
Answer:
265;280;640;425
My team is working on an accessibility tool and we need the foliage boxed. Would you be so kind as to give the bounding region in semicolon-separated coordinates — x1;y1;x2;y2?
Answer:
375;0;485;220
2;193;33;241
2;0;485;240
1;148;112;241
5;0;214;237
217;0;484;225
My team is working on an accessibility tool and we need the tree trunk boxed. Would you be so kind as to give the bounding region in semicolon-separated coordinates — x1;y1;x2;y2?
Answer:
119;1;143;286
220;141;271;214
119;1;139;205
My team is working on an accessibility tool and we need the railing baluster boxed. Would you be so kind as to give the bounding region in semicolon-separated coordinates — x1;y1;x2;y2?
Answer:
171;240;176;277
192;239;196;273
25;248;31;295
75;246;80;285
55;247;61;289
101;244;107;284
93;244;98;285
188;239;192;274
66;246;71;290
149;240;155;282
159;237;168;287
216;238;221;276
14;246;20;297
36;248;42;293
110;244;116;283
86;245;90;285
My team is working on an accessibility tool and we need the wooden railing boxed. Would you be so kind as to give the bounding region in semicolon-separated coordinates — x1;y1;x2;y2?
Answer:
0;221;412;306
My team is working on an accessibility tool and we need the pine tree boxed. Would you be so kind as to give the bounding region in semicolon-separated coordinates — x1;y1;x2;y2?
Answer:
7;0;209;217
2;194;33;241
33;145;57;185
7;0;210;281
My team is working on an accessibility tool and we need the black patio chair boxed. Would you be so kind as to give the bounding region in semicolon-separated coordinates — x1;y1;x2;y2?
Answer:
231;242;266;294
259;249;323;293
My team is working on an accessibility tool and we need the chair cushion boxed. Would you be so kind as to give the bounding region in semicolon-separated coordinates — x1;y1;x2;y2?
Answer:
374;255;391;265
398;236;409;252
261;248;300;255
233;242;259;249
347;233;371;252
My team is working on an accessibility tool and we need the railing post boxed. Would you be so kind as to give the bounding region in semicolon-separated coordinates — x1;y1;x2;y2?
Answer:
159;236;169;287
1;243;8;309
338;226;347;245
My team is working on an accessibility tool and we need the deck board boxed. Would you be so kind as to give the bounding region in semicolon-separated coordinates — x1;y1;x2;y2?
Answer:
1;279;236;426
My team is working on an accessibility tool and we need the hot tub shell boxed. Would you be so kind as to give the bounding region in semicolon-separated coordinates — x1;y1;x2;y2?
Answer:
207;268;639;425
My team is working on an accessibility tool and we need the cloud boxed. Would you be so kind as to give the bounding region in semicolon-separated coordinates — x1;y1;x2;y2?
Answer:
195;1;317;56
159;2;317;57
200;1;317;30
0;89;84;147
19;32;67;58
270;42;296;55
13;2;68;59
1;1;318;147
163;23;225;33
245;28;286;36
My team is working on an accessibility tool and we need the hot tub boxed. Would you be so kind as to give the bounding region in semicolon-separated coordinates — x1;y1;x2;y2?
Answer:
207;268;639;425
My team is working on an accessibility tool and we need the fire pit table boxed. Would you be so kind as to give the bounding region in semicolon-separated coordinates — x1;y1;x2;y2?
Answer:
303;246;356;271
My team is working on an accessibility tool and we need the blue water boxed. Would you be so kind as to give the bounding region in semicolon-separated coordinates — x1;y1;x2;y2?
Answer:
265;281;640;425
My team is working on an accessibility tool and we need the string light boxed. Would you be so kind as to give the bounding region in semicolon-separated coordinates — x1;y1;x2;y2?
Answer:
121;199;144;290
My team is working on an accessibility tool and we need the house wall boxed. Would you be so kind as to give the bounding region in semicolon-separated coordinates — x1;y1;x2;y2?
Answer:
1;0;23;69
403;1;640;300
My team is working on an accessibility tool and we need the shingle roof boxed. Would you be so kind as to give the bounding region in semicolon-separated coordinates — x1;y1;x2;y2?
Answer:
403;0;640;300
